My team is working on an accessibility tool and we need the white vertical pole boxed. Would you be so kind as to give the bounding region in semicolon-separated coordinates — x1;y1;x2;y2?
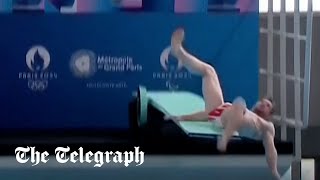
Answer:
280;0;287;141
294;0;301;164
267;0;274;98
303;0;313;128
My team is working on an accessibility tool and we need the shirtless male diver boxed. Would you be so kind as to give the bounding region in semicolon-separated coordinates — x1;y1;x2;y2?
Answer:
166;28;303;180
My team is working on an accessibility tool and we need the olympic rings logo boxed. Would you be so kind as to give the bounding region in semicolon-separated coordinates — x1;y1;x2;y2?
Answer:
165;80;179;91
28;80;48;91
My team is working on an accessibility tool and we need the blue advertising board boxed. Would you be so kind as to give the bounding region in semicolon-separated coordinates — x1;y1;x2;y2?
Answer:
0;12;259;130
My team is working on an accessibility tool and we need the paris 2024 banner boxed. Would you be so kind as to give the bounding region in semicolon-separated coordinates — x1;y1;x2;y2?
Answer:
0;0;259;131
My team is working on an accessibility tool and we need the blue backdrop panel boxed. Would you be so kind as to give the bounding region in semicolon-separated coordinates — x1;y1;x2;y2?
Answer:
0;0;12;12
0;13;259;130
143;0;175;12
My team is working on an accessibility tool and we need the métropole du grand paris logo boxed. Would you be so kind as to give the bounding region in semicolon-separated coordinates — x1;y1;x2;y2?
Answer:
69;49;142;89
156;46;191;90
69;49;97;78
18;45;58;91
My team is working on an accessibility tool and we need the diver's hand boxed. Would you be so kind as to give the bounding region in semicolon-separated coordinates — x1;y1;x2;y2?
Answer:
232;96;247;109
279;119;304;128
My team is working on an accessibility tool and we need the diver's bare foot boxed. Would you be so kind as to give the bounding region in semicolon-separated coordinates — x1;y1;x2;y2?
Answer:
170;28;185;57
